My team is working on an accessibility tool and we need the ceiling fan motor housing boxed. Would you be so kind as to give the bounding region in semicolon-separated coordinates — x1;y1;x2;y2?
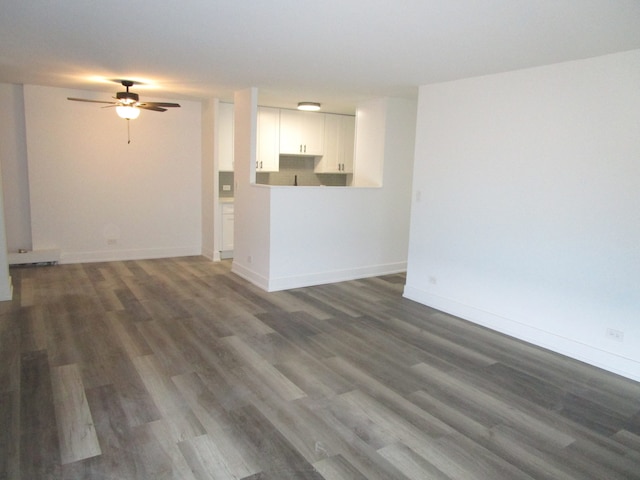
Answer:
117;91;139;104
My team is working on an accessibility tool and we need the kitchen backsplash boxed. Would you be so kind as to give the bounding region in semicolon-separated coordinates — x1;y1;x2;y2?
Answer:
219;157;349;196
257;156;348;186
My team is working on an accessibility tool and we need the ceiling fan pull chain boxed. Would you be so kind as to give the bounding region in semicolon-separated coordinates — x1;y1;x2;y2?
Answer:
127;118;131;144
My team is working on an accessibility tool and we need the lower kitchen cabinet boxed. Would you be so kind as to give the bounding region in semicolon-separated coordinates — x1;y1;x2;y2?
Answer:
221;203;234;255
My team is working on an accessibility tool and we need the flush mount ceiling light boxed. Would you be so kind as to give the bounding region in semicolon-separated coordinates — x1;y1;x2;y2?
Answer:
297;102;321;111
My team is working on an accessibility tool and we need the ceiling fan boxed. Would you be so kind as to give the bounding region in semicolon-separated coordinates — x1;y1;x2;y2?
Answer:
67;80;180;120
67;80;181;143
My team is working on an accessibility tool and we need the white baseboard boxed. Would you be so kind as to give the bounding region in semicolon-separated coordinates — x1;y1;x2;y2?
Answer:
403;285;640;383
0;275;12;301
59;246;201;264
201;246;216;261
231;261;269;290
231;262;406;292
267;262;407;292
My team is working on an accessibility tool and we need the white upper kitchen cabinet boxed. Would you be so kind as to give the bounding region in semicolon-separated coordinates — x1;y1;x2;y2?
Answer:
218;102;234;171
257;106;280;172
315;114;355;174
279;109;325;156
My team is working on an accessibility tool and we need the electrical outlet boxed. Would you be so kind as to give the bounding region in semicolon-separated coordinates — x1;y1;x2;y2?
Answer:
247;255;252;264
606;328;624;342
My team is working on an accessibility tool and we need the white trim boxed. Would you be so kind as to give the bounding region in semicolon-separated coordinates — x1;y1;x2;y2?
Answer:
403;285;640;383
0;276;12;301
201;246;217;261
231;261;270;290
59;246;201;264
267;262;407;292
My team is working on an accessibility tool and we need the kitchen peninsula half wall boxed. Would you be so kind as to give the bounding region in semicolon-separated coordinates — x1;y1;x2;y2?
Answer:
231;90;417;293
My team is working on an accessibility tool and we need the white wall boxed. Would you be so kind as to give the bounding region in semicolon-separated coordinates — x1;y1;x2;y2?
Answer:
232;96;417;291
405;50;640;381
0;190;11;300
352;98;386;187
0;82;29;301
0;162;12;300
201;98;216;260
22;85;202;263
231;88;273;287
0;83;31;252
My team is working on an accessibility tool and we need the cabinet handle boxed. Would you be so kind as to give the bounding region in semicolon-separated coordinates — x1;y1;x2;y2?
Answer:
260;161;263;169
299;144;303;153
304;145;307;153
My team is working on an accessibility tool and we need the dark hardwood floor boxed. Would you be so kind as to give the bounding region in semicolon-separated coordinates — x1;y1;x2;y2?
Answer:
1;256;639;479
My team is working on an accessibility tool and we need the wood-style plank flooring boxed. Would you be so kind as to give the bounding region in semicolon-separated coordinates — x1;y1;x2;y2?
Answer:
1;256;639;479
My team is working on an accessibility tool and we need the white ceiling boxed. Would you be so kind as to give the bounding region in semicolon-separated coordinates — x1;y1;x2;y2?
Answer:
2;0;640;113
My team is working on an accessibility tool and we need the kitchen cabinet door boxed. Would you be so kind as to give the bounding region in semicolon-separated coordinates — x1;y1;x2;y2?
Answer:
340;114;355;173
218;102;234;171
279;109;325;156
257;107;280;172
221;203;234;252
315;114;355;173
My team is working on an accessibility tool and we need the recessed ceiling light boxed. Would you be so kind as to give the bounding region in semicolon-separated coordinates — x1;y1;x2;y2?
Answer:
297;102;321;111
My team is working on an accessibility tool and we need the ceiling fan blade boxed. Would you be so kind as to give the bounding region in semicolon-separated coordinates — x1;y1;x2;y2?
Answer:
67;97;115;104
139;102;181;108
138;105;167;112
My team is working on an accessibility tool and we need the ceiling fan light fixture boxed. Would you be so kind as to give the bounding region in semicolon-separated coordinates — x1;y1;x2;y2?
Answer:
116;91;139;104
116;105;140;119
297;102;321;111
